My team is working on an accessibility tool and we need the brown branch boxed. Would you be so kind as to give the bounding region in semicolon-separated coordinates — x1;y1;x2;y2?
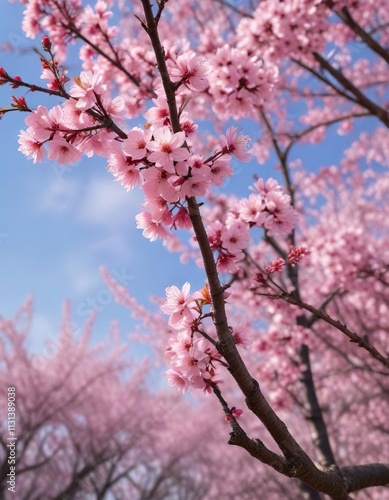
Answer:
278;293;389;368
334;7;389;65
313;52;389;128
212;0;253;18
291;58;358;103
6;76;69;98
342;463;389;493
63;22;141;89
5;74;128;140
285;111;370;155
259;109;295;206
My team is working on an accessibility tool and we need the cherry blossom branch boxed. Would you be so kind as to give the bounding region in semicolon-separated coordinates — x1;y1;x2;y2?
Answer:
259;196;336;471
1;71;128;140
4;75;69;98
138;1;389;497
211;0;254;18
272;292;389;369
331;6;389;65
52;7;143;89
291;58;359;104
259;109;295;207
285;111;370;153
210;382;290;473
313;52;389;128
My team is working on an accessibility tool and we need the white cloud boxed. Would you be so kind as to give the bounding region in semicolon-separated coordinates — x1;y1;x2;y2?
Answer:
62;255;103;296
77;177;142;228
36;176;81;214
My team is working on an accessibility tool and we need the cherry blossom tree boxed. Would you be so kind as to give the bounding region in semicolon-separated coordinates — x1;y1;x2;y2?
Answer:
1;0;389;498
0;300;307;499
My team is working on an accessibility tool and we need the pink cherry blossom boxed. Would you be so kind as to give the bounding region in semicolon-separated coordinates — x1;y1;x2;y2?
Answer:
69;70;108;110
122;127;151;160
144;96;171;127
18;130;45;163
221;221;250;255
221;126;251;162
238;194;267;226
170;52;212;92
148;126;190;173
107;148;142;191
47;136;82;165
135;208;170;242
161;282;196;328
165;369;190;393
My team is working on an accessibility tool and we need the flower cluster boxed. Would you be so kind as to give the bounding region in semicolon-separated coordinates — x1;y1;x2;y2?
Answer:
162;283;223;393
253;247;309;286
108;96;249;242
161;282;252;394
39;36;69;91
205;178;299;273
17;60;125;165
209;45;279;119
168;50;213;92
237;0;328;63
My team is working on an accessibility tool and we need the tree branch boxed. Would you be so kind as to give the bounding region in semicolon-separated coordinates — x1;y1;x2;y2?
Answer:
313;52;389;128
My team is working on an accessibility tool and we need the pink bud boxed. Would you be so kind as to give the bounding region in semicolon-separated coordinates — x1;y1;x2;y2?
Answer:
232;408;243;418
11;75;21;89
0;67;9;86
41;36;52;51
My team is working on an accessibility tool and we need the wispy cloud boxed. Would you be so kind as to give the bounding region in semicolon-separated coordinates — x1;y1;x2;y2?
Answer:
77;177;142;228
35;176;81;214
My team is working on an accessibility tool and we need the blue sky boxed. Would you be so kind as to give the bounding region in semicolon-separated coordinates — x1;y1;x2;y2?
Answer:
0;2;365;361
0;2;200;357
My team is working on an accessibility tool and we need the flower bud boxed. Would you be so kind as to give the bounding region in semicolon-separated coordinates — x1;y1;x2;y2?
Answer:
41;36;52;51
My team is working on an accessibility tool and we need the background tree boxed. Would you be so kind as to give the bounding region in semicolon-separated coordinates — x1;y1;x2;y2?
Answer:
0;0;388;498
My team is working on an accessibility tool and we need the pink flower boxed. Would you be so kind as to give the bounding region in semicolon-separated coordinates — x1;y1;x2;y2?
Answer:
18;130;45;163
123;127;151;160
25;105;66;142
253;177;282;196
170;52;212;92
161;282;196;328
221;220;250;255
208;157;233;186
102;95;125;120
264;208;299;236
62;100;94;128
179;172;209;198
142;167;179;203
172;207;192;230
148;126;190;173
47;136;82;166
69;70;107;110
221;126;251;162
232;323;253;350
288;247;310;266
264;191;298;235
165;369;190;393
135;209;170;242
266;258;285;273
225;407;244;422
144;96;170;127
107;149;142;191
216;253;239;274
238;194;266;226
